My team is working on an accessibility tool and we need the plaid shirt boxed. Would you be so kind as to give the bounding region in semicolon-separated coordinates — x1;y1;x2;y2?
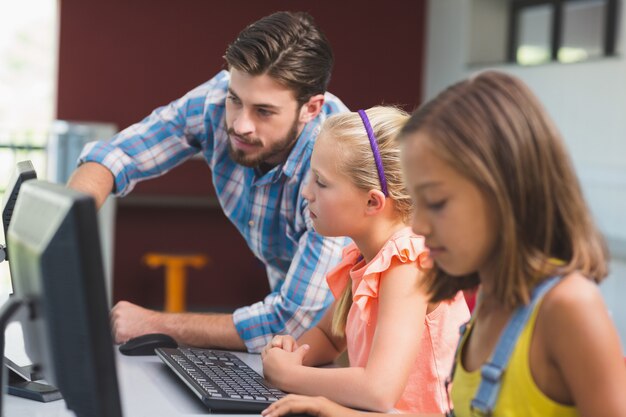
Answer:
79;70;350;352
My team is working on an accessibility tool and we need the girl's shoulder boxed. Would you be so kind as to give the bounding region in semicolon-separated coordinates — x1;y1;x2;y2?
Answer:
531;272;625;410
369;227;430;276
540;272;603;314
535;272;608;352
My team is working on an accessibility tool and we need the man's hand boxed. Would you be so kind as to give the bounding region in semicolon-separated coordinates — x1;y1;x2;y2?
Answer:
110;300;162;343
261;335;299;360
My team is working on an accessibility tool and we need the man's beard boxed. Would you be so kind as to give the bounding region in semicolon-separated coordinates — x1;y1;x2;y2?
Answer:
226;117;300;168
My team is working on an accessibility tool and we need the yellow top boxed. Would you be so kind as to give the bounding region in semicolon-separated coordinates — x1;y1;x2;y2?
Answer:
450;297;579;417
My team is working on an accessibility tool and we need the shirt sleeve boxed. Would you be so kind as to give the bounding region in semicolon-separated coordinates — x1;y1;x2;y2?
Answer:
77;72;227;196
232;226;348;353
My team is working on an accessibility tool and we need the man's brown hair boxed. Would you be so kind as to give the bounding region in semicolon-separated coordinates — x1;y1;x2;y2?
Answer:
224;11;333;105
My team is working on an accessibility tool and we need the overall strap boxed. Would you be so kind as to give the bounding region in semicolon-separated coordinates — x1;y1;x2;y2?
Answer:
470;276;561;415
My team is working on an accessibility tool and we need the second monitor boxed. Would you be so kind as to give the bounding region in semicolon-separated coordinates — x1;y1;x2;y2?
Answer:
6;180;122;417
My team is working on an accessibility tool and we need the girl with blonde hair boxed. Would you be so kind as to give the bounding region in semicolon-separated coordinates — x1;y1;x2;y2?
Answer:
260;106;469;414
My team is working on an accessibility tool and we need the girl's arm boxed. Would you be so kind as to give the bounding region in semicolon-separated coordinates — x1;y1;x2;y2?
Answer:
261;394;444;417
263;261;427;412
261;300;346;367
540;273;626;417
297;300;347;366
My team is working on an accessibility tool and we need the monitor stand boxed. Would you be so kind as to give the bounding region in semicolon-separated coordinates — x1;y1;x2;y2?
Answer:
5;358;62;402
0;296;61;416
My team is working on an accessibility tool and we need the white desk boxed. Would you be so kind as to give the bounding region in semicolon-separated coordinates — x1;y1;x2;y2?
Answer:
5;349;267;417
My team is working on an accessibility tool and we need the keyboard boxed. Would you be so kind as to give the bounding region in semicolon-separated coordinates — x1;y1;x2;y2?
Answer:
155;347;287;413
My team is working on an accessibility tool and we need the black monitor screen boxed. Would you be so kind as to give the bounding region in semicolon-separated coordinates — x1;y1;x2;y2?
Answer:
1;160;37;242
1;160;36;269
6;180;122;417
1;160;39;381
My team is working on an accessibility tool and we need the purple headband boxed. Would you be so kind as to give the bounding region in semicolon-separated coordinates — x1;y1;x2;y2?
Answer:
357;109;388;197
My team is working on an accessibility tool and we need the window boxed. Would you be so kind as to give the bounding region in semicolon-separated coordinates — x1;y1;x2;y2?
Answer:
0;1;58;195
508;0;620;65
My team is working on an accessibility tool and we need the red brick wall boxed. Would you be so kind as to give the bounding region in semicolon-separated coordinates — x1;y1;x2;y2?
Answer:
57;0;427;310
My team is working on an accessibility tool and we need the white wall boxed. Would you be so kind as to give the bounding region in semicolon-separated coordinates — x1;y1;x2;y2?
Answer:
424;0;626;350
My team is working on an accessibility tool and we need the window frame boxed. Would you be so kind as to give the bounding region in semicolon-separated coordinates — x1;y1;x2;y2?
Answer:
507;0;619;63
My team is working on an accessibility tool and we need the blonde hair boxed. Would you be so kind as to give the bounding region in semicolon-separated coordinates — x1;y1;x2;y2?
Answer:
322;106;411;336
398;71;608;309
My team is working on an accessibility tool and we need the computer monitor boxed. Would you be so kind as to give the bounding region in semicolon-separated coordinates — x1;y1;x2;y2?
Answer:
0;160;54;399
6;180;122;417
1;160;37;265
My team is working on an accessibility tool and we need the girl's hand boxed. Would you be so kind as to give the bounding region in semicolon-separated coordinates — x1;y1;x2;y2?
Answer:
261;335;299;360
262;394;359;417
262;344;310;388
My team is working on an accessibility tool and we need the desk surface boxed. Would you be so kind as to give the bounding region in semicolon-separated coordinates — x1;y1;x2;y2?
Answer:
5;349;266;417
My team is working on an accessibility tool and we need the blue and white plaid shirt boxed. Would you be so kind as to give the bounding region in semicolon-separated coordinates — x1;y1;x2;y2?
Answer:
79;70;350;352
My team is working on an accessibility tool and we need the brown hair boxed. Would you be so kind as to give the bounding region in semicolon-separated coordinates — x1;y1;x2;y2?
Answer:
224;11;333;105
398;71;608;308
323;106;412;336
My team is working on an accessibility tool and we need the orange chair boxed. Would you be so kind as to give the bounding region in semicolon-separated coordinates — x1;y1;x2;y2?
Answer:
143;253;209;312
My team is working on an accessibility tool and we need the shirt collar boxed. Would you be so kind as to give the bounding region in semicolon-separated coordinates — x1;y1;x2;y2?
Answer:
282;117;320;178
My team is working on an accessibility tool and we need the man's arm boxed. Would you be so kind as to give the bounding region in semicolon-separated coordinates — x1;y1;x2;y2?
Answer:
110;212;346;352
71;71;230;203
67;162;115;209
110;300;246;350
233;227;348;353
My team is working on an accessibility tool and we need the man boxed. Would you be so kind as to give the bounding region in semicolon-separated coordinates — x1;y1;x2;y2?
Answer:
68;11;349;353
